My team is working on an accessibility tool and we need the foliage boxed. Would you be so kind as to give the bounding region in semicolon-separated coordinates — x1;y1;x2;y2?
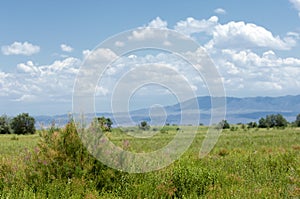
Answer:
258;114;288;128
0;115;11;134
139;121;150;130
220;120;230;129
95;116;113;132
10;113;35;134
23;120;123;193
0;124;299;198
247;121;258;128
295;114;300;127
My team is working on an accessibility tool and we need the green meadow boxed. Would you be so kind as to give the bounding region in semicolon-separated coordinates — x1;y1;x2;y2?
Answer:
0;124;299;198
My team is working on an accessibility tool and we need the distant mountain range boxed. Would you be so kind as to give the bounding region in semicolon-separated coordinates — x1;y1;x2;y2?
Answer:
35;95;300;128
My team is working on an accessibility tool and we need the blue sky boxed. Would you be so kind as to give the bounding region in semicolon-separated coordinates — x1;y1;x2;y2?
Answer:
1;0;300;115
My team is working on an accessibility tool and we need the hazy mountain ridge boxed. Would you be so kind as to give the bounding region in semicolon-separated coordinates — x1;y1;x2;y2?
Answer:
35;95;300;127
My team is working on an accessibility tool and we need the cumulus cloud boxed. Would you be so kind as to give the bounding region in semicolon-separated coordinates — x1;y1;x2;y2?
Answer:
128;17;168;41
290;0;300;17
1;57;80;103
2;16;300;115
213;49;300;96
209;21;296;50
60;44;73;52
175;16;218;35
175;16;297;50
1;41;40;56
148;17;168;29
214;8;226;15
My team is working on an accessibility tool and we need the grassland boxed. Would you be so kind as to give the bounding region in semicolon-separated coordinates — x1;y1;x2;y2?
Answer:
0;125;299;198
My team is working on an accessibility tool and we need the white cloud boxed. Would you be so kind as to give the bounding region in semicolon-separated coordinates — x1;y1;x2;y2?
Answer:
17;61;40;75
128;17;168;41
213;49;300;96
1;41;40;56
83;48;118;65
209;21;296;50
175;16;218;35
175;16;297;51
115;41;125;47
1;57;81;103
214;8;226;15
2;16;300;115
13;94;37;102
60;44;73;52
148;17;168;29
290;0;300;17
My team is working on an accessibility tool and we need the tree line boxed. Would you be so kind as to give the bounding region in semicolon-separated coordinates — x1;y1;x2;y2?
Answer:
0;113;35;134
221;113;300;129
0;113;300;135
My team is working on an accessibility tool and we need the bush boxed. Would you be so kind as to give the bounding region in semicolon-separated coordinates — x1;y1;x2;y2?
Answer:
219;120;230;129
0;115;11;134
295;114;300;127
172;162;218;197
247;121;257;129
10;113;35;134
139;121;150;130
258;114;288;128
24;120;121;191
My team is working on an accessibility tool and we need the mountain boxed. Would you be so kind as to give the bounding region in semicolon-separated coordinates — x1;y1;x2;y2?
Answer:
35;95;300;128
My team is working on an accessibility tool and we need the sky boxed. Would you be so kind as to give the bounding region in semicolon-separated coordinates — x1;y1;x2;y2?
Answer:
1;0;300;116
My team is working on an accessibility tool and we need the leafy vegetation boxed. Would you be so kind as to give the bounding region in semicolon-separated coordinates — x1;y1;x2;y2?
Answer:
295;113;300;127
258;114;288;128
94;116;113;132
139;120;150;130
220;119;230;129
0;115;10;134
0;119;299;198
0;113;35;135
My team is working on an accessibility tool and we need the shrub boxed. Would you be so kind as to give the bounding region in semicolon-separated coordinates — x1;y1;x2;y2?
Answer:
219;120;230;129
139;121;150;130
24;120;121;191
0;114;11;134
295;114;300;127
258;114;288;128
10;113;35;134
172;163;218;197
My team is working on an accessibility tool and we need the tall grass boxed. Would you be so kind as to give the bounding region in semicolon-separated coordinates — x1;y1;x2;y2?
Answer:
0;124;299;198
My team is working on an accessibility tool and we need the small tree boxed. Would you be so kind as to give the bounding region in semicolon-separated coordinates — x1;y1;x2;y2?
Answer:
295;114;300;127
258;114;288;128
0;114;11;134
10;113;35;134
139;121;150;130
95;116;113;132
274;114;288;127
220;120;230;129
247;121;257;129
258;117;267;128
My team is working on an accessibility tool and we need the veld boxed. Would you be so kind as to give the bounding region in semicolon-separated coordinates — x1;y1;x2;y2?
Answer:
0;121;299;198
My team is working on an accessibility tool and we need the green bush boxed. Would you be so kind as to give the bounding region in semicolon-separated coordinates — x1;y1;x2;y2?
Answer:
0;114;11;134
24;120;121;192
10;113;35;134
172;162;219;198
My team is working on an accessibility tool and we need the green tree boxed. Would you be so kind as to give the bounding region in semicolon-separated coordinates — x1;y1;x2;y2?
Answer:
274;114;288;127
139;121;150;130
95;116;113;132
259;114;288;128
247;121;257;129
0;114;11;134
295;114;300;127
258;117;267;128
10;113;35;134
221;120;230;129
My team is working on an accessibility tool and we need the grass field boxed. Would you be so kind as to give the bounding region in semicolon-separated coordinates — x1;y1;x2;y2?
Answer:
0;125;299;198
